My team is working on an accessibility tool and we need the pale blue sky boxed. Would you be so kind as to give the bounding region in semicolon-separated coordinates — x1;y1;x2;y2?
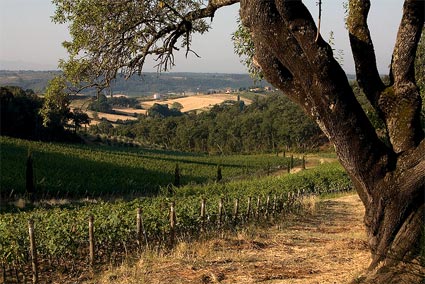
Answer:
0;0;403;74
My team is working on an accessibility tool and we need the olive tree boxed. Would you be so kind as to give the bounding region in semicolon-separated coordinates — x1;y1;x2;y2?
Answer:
52;0;424;282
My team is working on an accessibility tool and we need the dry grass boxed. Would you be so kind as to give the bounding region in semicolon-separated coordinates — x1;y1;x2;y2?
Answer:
89;194;370;284
85;110;139;125
141;93;251;113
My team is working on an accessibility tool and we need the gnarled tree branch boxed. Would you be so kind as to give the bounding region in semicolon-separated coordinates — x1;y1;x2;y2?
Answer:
240;0;390;206
381;0;425;153
347;0;385;109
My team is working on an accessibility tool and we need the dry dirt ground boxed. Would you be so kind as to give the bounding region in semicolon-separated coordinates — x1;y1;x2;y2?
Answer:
94;194;371;284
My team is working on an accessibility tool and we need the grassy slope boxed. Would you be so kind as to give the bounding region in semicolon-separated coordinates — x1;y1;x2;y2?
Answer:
0;136;292;198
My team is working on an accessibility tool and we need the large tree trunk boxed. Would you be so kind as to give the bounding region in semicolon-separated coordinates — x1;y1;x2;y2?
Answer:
240;0;425;282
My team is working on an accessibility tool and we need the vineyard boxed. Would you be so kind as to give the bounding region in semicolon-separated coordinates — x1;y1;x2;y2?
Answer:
0;136;296;200
0;137;351;283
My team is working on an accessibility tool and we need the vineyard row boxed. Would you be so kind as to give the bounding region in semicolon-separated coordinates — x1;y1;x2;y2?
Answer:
1;163;351;283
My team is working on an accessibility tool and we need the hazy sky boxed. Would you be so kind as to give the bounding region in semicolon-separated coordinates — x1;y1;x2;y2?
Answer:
0;0;403;74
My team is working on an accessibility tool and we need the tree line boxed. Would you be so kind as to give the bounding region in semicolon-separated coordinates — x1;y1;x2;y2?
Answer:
90;93;326;154
0;84;88;142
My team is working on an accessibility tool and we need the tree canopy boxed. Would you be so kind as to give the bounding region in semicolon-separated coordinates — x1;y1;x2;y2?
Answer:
52;0;238;90
0;86;43;139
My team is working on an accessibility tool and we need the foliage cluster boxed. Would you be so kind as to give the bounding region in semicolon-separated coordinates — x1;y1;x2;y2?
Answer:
87;94;141;113
0;85;88;141
148;103;183;118
87;94;113;113
108;96;140;108
0;86;43;140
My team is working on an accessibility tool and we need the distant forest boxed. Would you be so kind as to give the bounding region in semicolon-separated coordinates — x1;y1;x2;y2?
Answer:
0;70;276;96
90;94;327;153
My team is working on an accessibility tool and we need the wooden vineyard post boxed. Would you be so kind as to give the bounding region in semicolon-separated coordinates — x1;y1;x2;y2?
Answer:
89;215;95;268
288;192;293;210
302;156;306;170
200;198;206;233
169;202;176;247
265;195;270;219
273;195;277;215
136;208;142;246
28;220;38;284
136;208;148;249
218;198;224;227
233;198;239;226
246;196;252;222
256;196;261;220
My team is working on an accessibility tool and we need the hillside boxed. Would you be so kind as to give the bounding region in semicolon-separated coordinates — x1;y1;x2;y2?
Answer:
1;137;355;284
0;70;61;93
0;136;296;200
0;70;271;96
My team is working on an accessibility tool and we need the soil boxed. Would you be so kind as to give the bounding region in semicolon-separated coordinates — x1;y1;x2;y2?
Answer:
95;194;371;284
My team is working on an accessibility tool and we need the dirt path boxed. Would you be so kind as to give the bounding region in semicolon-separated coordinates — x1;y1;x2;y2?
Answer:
96;194;371;284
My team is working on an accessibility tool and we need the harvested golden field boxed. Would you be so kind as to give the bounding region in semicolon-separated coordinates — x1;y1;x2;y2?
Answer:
91;194;371;284
113;108;147;116
86;110;138;124
141;93;251;112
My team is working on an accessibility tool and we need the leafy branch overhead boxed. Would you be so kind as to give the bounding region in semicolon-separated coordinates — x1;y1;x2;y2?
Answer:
52;0;239;89
232;20;262;80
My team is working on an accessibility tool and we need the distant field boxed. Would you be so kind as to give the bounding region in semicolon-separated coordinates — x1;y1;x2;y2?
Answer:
70;93;250;124
141;93;252;112
87;110;139;124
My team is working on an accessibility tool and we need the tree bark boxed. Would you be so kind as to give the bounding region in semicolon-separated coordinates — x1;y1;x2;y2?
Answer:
240;0;425;282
